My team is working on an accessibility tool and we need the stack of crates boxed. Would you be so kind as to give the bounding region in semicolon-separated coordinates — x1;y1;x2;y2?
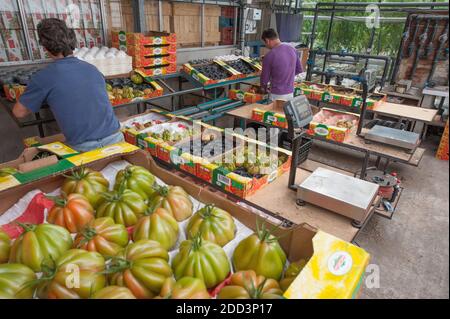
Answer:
112;31;177;77
220;7;235;45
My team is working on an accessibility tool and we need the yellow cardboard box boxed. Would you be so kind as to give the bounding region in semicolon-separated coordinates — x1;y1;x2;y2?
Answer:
284;231;370;299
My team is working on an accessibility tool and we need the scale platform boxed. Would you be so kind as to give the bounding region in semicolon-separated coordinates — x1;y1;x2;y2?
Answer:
297;168;379;222
364;125;420;150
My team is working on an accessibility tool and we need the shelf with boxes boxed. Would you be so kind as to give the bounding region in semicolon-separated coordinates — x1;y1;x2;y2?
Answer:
112;31;177;77
295;81;387;111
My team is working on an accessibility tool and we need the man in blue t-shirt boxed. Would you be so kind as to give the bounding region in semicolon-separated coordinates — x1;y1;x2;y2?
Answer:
13;18;123;152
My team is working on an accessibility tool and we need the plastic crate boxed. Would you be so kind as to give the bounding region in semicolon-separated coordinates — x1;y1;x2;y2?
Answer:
220;27;234;45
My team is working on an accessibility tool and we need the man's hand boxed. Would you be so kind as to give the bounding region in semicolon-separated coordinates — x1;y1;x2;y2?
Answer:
13;101;31;118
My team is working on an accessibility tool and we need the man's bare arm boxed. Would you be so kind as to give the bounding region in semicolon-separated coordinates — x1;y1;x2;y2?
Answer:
13;101;31;118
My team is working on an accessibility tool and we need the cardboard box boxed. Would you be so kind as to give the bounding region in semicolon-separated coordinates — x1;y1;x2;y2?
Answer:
112;31;177;46
23;134;66;148
154;121;224;165
133;53;177;68
109;80;163;107
307;108;360;143
284;231;370;299
250;100;288;129
135;63;177;77
182;61;237;86
229;89;265;104
126;44;177;57
296;81;387;111
0;143;138;193
213;136;292;199
120;109;173;147
0;149;369;299
175;132;242;179
0;143;79;192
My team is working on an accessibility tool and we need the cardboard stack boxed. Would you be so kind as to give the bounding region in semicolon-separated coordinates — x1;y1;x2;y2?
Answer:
112;31;177;77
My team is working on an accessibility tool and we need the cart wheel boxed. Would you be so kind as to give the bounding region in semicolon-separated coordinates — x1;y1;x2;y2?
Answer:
352;220;363;228
296;199;306;206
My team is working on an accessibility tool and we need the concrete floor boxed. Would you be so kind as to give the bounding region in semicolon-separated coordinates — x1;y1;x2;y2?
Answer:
0;104;448;299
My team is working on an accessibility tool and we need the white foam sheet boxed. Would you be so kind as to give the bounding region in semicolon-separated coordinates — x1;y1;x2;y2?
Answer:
1;160;256;267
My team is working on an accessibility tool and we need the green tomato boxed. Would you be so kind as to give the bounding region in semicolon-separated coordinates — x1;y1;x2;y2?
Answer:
232;225;286;281
96;189;148;227
114;165;156;200
37;249;106;299
187;205;236;247
0;230;11;264
9;224;73;272
132;208;179;251
61;167;109;209
109;240;172;299
0;264;36;299
172;236;230;289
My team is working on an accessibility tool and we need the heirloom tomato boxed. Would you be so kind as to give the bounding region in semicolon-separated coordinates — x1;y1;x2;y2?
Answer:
108;240;172;299
132;207;179;251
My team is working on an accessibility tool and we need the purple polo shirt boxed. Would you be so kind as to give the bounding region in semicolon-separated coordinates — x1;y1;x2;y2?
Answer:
260;43;303;95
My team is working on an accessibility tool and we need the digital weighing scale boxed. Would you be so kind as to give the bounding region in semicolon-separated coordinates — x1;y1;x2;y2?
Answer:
283;95;380;227
297;167;380;223
364;125;421;150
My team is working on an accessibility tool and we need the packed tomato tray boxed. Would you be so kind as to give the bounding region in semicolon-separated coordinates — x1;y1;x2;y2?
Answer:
0;160;307;299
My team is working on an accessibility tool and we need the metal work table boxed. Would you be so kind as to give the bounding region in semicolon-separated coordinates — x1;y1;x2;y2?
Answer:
1;72;260;137
225;102;426;178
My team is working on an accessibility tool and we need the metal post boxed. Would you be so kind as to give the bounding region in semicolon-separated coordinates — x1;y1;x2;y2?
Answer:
158;0;164;31
308;3;319;50
233;6;238;46
321;0;337;81
366;0;382;60
99;0;109;45
132;0;146;32
357;80;369;136
239;3;247;53
201;3;205;47
16;0;34;61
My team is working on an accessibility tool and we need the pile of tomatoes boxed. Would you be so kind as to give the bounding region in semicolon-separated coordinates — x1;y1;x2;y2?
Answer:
0;164;307;299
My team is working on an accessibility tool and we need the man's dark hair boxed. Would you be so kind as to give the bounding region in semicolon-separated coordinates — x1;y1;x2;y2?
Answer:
37;18;77;57
261;29;279;41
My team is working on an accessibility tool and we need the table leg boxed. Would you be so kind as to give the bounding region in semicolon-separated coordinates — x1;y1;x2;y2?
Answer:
360;152;370;180
375;156;381;169
383;159;391;173
240;119;246;130
421;123;429;141
35;112;45;137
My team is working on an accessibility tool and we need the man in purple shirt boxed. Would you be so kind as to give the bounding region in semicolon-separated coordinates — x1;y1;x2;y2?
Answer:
260;29;303;101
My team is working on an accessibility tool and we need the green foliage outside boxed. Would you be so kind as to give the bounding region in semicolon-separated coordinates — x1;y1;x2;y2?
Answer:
300;0;448;58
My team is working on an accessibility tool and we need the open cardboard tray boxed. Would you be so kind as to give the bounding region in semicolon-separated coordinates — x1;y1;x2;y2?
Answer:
142;118;223;163
223;59;262;80
120;109;174;147
0;149;369;299
175;134;246;181
212;135;292;199
182;61;240;86
107;78;164;107
251;100;288;129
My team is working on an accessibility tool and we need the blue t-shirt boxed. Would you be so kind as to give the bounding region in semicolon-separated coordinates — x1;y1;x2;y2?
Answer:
19;57;120;146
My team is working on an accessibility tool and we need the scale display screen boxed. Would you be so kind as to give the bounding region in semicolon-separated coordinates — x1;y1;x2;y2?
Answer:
284;95;313;130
